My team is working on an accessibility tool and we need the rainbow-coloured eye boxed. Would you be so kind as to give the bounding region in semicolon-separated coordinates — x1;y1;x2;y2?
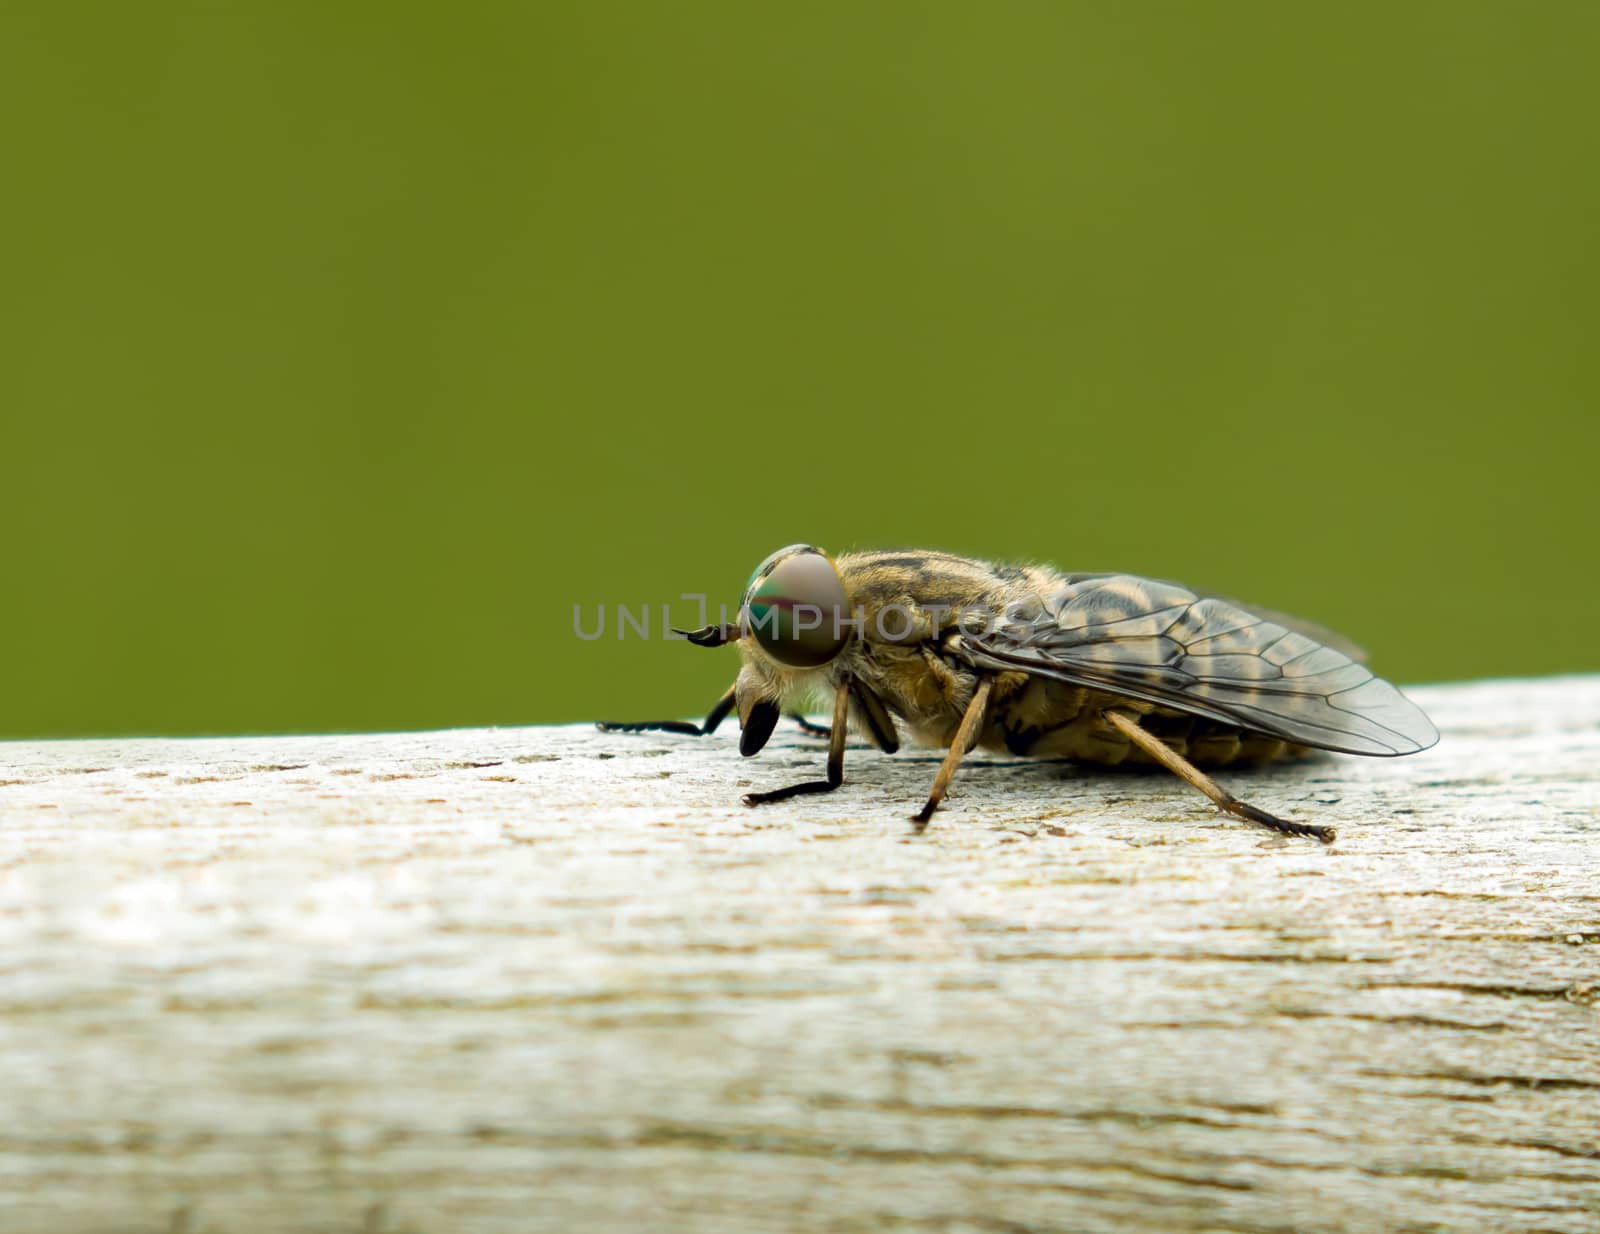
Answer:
741;545;852;668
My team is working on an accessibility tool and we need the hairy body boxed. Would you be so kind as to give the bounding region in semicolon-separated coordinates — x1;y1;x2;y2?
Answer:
736;549;1308;769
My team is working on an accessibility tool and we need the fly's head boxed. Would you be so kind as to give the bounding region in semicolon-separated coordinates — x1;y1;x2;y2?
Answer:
733;544;857;755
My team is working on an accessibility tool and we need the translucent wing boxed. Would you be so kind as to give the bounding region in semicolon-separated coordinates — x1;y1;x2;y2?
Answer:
1057;572;1370;663
962;574;1438;756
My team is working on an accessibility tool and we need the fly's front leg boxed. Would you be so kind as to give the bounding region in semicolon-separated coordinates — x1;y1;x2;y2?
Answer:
1102;710;1335;843
911;676;994;830
743;679;851;806
597;683;737;737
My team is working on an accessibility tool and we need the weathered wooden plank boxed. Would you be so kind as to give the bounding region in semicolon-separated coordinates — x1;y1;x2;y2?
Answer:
1;677;1597;1232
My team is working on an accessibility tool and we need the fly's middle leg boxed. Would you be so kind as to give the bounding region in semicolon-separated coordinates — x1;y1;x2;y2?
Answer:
911;676;995;830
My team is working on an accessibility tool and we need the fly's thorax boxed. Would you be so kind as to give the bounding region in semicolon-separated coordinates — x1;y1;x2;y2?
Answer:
834;550;1067;649
818;550;1066;745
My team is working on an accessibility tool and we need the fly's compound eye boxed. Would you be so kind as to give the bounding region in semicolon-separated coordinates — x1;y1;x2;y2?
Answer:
742;548;853;668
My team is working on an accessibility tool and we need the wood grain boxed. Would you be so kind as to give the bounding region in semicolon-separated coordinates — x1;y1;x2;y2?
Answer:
1;677;1597;1232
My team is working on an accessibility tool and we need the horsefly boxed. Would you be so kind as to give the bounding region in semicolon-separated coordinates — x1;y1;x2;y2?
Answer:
598;545;1438;842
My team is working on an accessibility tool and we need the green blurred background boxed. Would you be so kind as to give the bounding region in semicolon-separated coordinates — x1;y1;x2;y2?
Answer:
3;3;1596;739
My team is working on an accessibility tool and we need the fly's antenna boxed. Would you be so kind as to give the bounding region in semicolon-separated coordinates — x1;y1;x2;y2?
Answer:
673;623;740;648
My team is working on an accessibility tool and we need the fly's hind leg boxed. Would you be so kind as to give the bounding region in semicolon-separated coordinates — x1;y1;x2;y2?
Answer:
744;680;851;806
1102;710;1335;843
597;683;737;737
